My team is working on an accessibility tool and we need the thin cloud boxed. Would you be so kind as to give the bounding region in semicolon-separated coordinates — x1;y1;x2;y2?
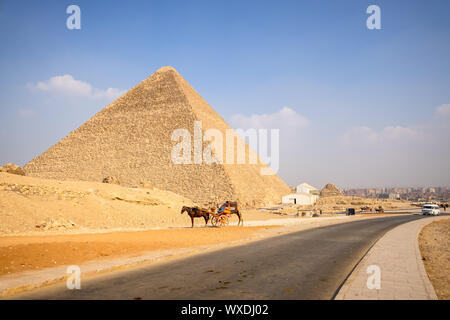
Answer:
28;74;125;100
341;125;417;145
17;109;36;117
382;125;417;140
341;126;379;145
92;87;125;100
230;107;308;131
435;104;450;116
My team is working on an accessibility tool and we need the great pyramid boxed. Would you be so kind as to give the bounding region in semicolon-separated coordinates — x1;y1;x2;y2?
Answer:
25;67;290;207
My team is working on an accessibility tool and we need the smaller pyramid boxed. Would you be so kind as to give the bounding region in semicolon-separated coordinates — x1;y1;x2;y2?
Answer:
320;183;343;197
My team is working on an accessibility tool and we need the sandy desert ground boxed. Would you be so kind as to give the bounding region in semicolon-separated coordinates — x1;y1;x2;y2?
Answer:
0;226;274;276
419;218;450;300
0;172;200;236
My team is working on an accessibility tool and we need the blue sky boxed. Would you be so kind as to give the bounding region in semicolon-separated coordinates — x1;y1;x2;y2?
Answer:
1;0;449;188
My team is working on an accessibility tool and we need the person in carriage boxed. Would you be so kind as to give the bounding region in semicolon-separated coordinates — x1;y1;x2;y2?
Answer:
218;201;231;214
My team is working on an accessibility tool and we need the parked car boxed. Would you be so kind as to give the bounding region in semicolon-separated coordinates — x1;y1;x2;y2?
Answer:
346;208;356;215
422;204;440;216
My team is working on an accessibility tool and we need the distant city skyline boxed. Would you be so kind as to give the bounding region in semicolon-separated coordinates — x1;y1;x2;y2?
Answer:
343;185;449;202
1;1;449;188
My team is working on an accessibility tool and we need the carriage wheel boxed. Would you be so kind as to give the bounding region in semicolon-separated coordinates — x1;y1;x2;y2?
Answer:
217;215;229;227
212;215;229;227
211;216;220;227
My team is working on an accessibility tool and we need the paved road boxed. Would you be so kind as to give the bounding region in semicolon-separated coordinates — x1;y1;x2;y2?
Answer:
12;214;426;300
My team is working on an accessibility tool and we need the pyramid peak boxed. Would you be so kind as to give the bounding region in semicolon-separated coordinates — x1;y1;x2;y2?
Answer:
156;66;178;73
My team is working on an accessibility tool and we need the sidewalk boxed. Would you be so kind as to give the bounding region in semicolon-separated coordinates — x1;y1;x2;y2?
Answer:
335;216;447;300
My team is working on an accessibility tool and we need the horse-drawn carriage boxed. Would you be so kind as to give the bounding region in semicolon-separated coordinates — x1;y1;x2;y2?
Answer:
181;201;243;227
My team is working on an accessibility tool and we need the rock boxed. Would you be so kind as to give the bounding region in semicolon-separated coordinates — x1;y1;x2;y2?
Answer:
320;183;343;197
298;211;313;218
0;163;25;176
102;176;120;185
138;181;153;190
35;218;76;230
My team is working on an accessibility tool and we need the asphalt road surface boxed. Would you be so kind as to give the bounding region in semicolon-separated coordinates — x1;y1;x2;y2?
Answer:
12;214;428;300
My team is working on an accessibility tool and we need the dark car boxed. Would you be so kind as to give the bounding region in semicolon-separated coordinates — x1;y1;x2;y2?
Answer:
346;208;356;215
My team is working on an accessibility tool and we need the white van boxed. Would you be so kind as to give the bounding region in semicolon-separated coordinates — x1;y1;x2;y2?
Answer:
422;204;440;216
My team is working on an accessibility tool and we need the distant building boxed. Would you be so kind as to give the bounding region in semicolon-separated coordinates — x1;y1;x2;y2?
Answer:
296;183;320;195
389;193;400;199
341;186;449;202
282;182;320;205
282;193;318;205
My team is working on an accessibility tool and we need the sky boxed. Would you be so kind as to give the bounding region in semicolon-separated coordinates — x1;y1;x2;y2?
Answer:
0;0;449;189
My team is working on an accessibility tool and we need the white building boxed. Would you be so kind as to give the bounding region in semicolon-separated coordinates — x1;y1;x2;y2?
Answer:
282;193;317;205
282;182;320;205
389;193;400;199
296;183;320;195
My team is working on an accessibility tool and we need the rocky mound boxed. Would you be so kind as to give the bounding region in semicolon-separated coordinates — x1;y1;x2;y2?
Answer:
103;176;120;185
35;218;77;231
320;183;343;197
0;172;196;235
0;163;25;176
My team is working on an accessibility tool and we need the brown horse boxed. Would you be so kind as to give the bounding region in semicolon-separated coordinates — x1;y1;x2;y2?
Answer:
233;210;244;226
228;205;243;226
181;206;210;228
